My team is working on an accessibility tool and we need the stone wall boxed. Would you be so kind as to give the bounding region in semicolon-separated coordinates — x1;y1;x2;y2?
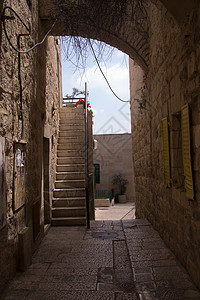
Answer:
93;134;134;202
0;1;61;290
130;1;200;288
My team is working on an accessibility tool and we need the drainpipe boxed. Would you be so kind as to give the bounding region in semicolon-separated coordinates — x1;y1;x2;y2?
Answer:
85;82;90;229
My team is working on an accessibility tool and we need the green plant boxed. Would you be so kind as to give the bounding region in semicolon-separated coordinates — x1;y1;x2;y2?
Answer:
112;174;128;195
134;87;146;113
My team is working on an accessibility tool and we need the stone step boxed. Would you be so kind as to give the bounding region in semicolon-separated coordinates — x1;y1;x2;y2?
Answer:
56;164;85;172
59;131;84;137
62;103;74;108
59;118;84;125
59;124;85;131
51;217;86;226
60;112;85;119
52;197;85;207
58;136;84;144
57;157;85;165
52;207;86;218
56;172;85;180
57;143;85;151
55;180;85;189
53;188;85;198
60;106;85;113
57;150;85;157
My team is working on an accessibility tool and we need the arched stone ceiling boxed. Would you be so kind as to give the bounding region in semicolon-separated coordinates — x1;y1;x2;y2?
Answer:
39;0;150;72
39;0;196;72
159;0;196;22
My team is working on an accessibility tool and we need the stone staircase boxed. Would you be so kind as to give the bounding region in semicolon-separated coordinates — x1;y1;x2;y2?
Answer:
51;105;86;226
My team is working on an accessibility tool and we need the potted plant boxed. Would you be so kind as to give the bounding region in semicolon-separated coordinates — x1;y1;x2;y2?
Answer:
112;174;128;203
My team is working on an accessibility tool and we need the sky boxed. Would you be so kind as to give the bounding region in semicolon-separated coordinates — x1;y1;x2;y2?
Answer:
61;39;131;135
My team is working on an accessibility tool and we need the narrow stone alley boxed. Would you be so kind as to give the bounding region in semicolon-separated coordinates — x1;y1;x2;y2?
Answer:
1;212;200;299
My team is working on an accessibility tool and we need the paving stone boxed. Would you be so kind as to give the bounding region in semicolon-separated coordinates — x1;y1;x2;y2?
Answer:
130;249;174;262
142;240;166;249
123;219;151;226
154;287;185;299
153;266;189;280
97;267;114;283
97;282;136;293
28;262;51;270
134;273;153;282
171;279;197;289
40;274;97;284
114;240;132;270
136;281;156;291
133;267;153;274
115;270;133;281
27;290;115;300
115;292;139;299
0;290;30;299
131;259;178;268
37;281;96;291
45;267;98;276
5;280;39;290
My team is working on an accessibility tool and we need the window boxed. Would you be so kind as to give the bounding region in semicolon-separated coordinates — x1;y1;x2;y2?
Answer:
162;104;194;200
94;164;100;184
170;113;185;189
161;118;171;187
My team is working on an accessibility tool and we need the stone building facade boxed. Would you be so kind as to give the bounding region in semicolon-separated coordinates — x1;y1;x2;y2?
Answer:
0;1;61;290
93;133;134;202
130;3;200;288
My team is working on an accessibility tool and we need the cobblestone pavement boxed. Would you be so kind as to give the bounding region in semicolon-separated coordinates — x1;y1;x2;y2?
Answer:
1;219;200;299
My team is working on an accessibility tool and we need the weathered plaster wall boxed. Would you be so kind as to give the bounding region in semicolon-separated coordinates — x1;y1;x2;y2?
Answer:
0;1;60;290
93;134;134;201
130;1;200;288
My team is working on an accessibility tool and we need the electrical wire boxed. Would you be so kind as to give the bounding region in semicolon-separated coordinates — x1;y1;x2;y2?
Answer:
2;6;57;54
18;36;24;139
88;39;130;103
2;6;57;139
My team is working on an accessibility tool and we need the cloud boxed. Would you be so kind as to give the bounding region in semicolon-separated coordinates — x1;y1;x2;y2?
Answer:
75;63;129;98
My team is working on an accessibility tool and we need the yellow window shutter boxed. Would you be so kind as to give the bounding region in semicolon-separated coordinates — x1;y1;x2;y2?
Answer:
181;104;194;200
161;118;171;187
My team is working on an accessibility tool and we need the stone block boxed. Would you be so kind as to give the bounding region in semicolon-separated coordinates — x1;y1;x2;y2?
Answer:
192;125;200;148
95;199;110;207
187;51;197;79
170;74;181;99
193;148;200;171
170;96;181;114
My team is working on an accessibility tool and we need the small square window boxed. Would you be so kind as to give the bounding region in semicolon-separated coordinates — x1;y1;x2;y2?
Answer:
94;164;100;184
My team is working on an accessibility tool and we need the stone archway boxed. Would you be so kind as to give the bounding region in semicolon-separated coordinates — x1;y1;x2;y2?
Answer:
39;0;196;72
39;0;150;71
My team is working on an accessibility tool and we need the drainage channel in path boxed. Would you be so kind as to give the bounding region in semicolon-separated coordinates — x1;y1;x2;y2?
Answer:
88;226;140;299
